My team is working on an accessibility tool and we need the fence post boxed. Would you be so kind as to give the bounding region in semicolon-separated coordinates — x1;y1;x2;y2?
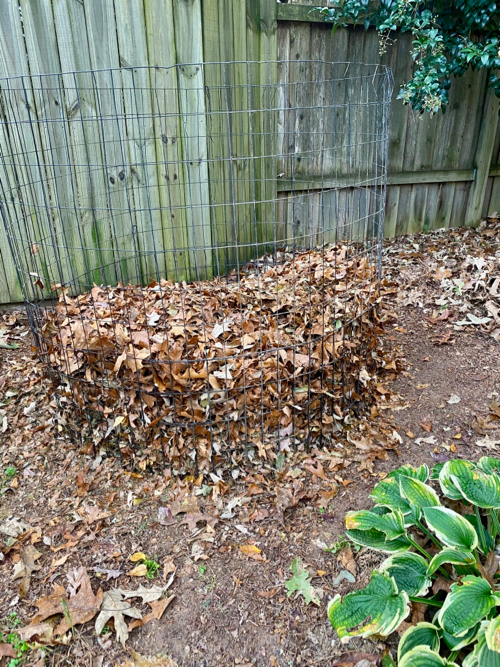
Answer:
464;87;499;227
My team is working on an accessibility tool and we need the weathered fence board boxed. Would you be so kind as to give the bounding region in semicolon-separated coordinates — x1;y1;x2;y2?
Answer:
0;0;499;304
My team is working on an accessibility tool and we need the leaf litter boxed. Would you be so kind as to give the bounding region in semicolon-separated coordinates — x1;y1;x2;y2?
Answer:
0;219;498;664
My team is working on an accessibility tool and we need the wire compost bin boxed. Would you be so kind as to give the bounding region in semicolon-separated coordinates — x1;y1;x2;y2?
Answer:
0;61;393;472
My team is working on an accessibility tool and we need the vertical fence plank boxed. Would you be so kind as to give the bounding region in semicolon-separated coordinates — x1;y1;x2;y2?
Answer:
246;0;278;254
173;0;212;280
144;0;190;282
113;0;166;283
1;0;69;303
465;88;500;227
83;1;139;285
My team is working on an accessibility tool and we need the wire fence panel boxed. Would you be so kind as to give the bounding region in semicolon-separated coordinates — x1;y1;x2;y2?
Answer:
0;61;393;472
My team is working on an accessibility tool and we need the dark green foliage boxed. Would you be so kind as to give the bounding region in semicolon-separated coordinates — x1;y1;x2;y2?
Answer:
317;1;500;114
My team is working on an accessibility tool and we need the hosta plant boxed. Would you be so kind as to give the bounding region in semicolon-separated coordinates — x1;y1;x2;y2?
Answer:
328;458;500;665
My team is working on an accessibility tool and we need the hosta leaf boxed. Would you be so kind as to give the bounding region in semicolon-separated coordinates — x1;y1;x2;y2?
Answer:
327;571;409;642
399;646;458;667
426;547;476;575
485;616;500;653
437;575;499;637
478;457;500;476
399;476;441;509
398;623;441;661
346;527;412;553
345;509;405;540
442;622;480;651
387;464;429;483
470;621;500;666
380;552;431;597
447;459;500;509
423;507;478;551
370;477;412;514
439;462;464;501
430;463;445;480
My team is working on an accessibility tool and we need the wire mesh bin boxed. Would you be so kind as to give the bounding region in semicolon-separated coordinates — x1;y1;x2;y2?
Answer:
0;61;393;472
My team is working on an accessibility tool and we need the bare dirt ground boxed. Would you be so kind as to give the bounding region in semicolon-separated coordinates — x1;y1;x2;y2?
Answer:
0;218;498;667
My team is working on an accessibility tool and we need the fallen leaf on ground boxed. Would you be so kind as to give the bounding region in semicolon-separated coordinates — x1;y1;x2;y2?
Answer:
128;594;176;631
0;517;31;538
129;564;148;577
130;552;147;563
122;650;178;667
240;544;264;561
0;643;17;658
178;513;218;531
95;589;142;647
17;623;54;643
162;557;176;579
158;507;175;526
285;557;320;605
30;568;103;636
476;437;500;449
12;545;42;598
338;548;357;576
94;567;124;581
169;496;199;516
119;577;174;604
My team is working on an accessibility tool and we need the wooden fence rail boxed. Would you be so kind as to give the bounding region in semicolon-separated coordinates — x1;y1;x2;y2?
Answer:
0;0;497;304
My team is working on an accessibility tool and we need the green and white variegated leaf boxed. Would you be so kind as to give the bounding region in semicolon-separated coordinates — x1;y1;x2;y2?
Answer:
467;620;500;666
447;459;500;509
423;507;478;551
345;509;405;540
400;476;441;509
442;623;480;651
462;653;479;667
387;464;429;483
485;616;500;653
478;457;500;476
345;527;411;553
327;571;409;642
370;476;413;515
426;547;476;575
397;623;441;661
398;646;458;667
430;463;445;481
380;552;431;597
437;575;500;637
439;461;464;501
370;465;428;515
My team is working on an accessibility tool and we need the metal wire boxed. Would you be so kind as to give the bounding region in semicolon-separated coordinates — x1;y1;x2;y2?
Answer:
0;61;393;471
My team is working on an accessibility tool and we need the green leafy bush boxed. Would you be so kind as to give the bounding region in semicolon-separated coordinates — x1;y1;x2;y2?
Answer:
316;2;500;114
328;459;500;665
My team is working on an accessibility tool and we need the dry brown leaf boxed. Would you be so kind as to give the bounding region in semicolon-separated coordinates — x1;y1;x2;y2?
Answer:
169;496;199;516
338;548;357;576
162;556;176;579
17;623;54;643
12;544;42;598
30;568;103;636
95;589;142;647
0;643;17;658
129;564;148;577
127;594;176;632
178;513;218;531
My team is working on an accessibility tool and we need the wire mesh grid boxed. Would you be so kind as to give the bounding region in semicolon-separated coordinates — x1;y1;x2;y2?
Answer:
0;60;393;472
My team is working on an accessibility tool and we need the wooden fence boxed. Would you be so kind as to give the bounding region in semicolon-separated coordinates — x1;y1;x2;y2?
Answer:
0;0;498;304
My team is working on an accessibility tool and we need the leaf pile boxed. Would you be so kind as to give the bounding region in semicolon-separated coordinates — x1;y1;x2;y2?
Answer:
40;246;389;472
